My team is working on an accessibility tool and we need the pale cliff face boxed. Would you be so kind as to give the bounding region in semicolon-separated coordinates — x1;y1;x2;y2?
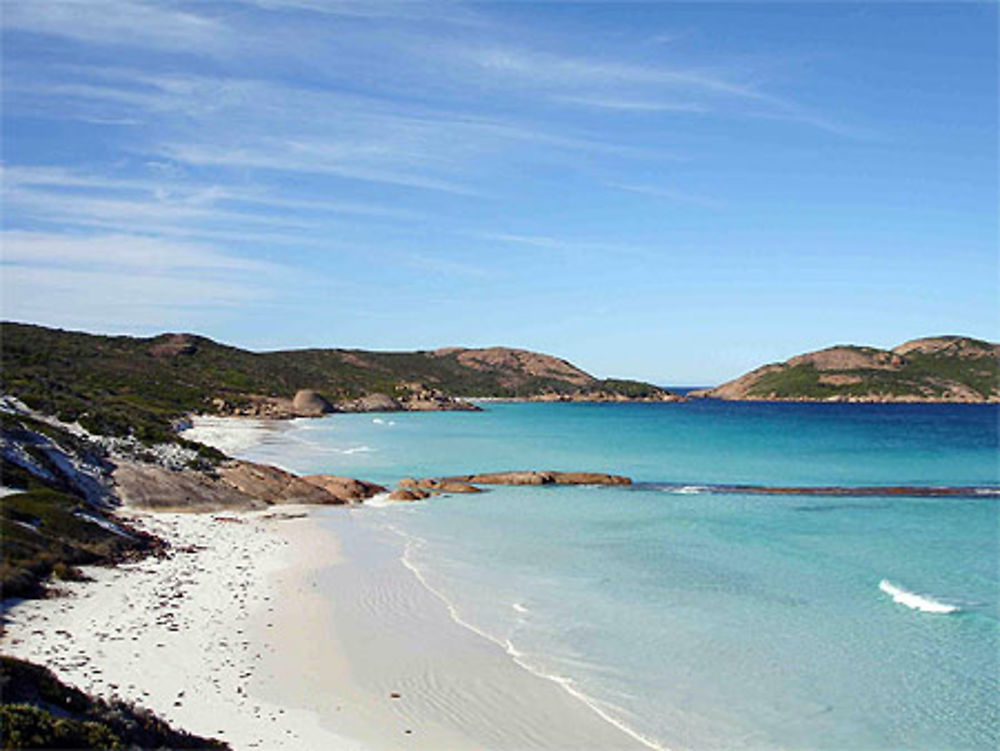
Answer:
891;336;1000;359
433;346;596;388
786;346;904;371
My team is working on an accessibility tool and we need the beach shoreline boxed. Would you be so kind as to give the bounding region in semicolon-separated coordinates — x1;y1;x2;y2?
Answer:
1;499;652;750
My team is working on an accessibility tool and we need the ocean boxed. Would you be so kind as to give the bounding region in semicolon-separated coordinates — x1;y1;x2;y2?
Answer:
210;400;999;750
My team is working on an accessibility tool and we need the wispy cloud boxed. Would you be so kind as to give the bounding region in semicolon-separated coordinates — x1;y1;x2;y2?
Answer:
4;186;324;233
608;182;726;210
1;230;275;273
465;45;754;96
159;141;479;195
249;0;483;23
553;95;708;113
0;230;282;328
1;0;229;52
434;42;859;137
1;266;266;329
2;165;421;220
6;64;677;189
477;232;662;263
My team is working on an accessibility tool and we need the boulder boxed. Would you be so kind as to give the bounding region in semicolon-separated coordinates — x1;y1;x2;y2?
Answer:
550;471;631;486
389;489;429;502
436;481;484;494
292;389;334;416
464;471;555;485
301;475;386;502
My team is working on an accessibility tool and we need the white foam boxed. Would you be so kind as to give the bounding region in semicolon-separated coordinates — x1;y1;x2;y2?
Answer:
339;445;373;455
665;485;708;495
372;418;385;424
879;579;959;614
512;602;529;614
363;492;394;508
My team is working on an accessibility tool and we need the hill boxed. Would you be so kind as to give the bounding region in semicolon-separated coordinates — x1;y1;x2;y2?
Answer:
690;336;999;403
0;322;678;443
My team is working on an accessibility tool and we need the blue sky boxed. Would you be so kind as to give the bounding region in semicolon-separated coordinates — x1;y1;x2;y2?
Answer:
1;1;996;384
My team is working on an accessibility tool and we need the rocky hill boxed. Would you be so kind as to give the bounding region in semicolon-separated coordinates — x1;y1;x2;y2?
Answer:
690;336;999;403
0;323;678;443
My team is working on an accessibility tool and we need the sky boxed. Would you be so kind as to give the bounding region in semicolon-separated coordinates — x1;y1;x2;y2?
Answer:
1;0;997;385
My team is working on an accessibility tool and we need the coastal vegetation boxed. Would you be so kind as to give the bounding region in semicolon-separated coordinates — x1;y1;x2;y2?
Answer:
1;322;676;445
0;656;228;750
0;486;162;599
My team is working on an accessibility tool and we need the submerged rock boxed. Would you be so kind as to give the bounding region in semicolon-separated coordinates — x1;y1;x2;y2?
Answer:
389;489;429;502
435;481;484;493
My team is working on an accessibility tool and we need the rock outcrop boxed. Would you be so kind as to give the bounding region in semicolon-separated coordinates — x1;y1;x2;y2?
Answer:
148;333;198;359
301;475;386;502
525;390;683;403
336;388;480;413
113;459;386;511
398;477;484;493
692;335;999;403
403;470;632;488
338;393;400;412
216;461;347;505
113;461;266;512
459;470;632;486
211;390;337;419
433;347;595;389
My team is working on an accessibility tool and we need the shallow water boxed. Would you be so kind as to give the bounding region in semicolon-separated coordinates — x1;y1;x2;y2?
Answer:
228;401;999;750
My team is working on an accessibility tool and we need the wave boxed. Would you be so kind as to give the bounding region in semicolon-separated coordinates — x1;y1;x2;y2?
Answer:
338;445;374;455
396;536;671;751
363;491;395;508
879;579;959;614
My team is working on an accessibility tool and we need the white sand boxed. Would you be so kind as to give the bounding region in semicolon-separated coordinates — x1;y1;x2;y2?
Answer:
1;505;652;750
1;507;350;750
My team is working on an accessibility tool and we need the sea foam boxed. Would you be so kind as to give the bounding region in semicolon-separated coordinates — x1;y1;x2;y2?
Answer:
879;580;959;614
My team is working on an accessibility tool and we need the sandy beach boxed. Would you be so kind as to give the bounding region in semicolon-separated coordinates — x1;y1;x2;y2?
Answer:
1;503;651;750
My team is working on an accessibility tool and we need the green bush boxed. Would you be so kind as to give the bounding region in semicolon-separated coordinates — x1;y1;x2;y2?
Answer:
0;704;123;750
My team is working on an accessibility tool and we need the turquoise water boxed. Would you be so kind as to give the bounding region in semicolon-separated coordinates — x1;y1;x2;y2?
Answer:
242;401;999;750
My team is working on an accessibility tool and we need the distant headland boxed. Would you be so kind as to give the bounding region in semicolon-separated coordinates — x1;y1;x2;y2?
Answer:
689;336;999;403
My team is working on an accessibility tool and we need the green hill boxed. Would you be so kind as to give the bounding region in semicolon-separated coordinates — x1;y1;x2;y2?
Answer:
0;322;676;443
692;336;999;403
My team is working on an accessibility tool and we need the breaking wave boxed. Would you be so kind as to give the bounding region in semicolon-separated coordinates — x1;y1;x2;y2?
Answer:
658;485;709;495
879;580;959;614
338;445;374;455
